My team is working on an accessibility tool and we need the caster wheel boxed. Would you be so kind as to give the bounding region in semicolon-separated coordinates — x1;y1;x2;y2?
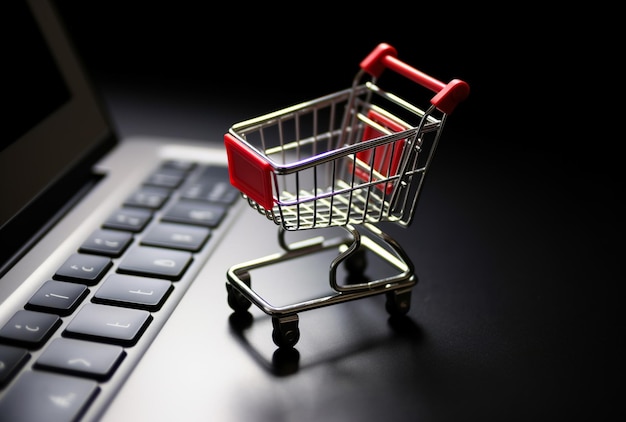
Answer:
226;272;252;313
385;290;411;317
344;247;367;276
272;315;300;348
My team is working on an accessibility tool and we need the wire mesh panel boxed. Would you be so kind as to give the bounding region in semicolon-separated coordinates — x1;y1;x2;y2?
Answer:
226;80;447;231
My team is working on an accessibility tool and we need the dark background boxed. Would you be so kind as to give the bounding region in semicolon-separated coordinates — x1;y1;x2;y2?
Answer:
53;2;607;180
51;2;614;420
53;2;538;138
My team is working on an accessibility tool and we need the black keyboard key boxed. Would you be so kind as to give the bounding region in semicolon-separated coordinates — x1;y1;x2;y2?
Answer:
35;338;125;381
162;199;227;227
117;246;192;280
0;370;99;422
93;274;172;311
141;222;210;252
102;207;152;232
161;159;196;172
25;280;88;316
144;167;187;189
123;186;171;209
180;165;238;203
180;177;239;204
0;310;61;349
64;304;152;347
0;344;30;388
53;254;112;285
180;179;239;204
79;229;133;257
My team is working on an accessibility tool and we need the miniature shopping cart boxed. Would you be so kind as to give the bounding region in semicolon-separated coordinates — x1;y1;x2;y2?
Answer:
224;43;469;348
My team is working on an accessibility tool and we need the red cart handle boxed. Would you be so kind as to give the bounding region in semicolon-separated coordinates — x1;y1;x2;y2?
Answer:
360;43;469;114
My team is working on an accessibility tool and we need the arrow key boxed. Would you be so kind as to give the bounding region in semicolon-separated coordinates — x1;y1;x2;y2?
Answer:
35;338;125;381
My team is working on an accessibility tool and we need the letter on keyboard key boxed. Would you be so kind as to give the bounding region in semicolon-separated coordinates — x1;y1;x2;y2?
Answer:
64;303;152;347
0;310;61;348
54;253;112;285
93;273;172;311
117;245;192;280
162;199;226;227
0;370;99;422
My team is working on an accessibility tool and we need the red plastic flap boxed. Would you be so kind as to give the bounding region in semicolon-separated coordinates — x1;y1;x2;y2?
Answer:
355;110;407;193
224;133;274;210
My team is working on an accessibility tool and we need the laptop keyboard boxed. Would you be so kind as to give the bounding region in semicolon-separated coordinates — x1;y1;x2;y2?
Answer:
0;159;240;421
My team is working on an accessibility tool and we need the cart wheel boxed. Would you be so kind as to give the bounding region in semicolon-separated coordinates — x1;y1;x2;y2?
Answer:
344;247;367;276
271;314;300;348
385;290;412;316
226;272;252;313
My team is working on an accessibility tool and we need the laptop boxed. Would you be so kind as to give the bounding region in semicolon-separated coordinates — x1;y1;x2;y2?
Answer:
0;1;257;420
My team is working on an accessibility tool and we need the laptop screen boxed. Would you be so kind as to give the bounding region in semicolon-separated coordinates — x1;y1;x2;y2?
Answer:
4;0;69;151
0;0;116;274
